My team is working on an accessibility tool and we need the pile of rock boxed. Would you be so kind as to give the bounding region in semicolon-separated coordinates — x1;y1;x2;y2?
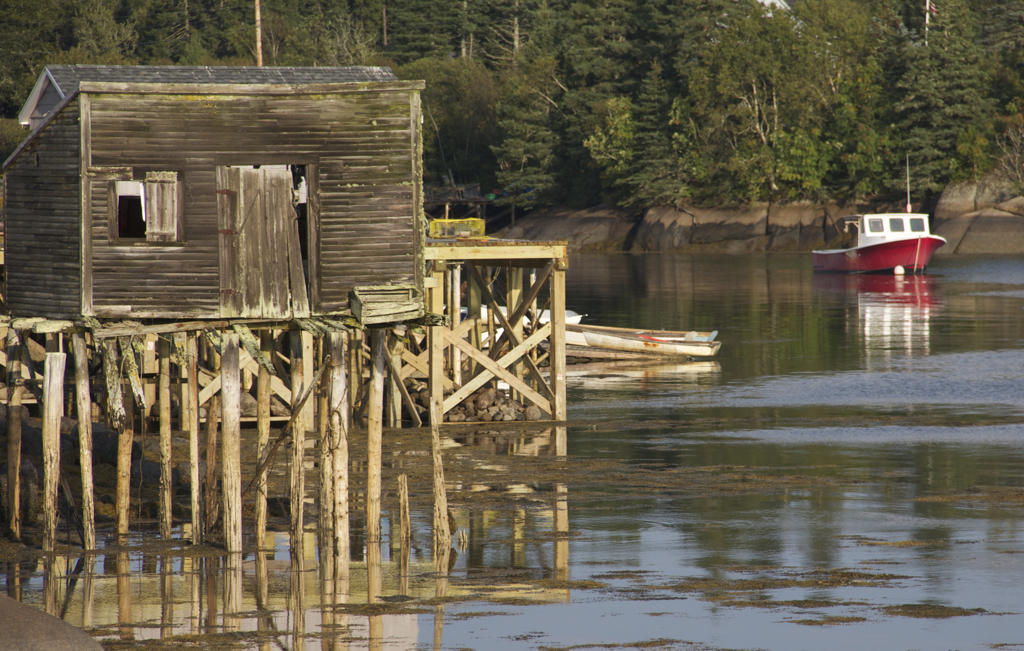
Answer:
407;385;548;423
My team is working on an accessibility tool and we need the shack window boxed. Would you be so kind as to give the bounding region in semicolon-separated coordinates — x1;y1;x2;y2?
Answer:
868;218;884;233
889;218;905;232
910;217;926;232
115;181;146;239
110;172;183;243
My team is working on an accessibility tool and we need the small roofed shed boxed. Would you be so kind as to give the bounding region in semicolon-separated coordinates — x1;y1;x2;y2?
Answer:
2;64;426;321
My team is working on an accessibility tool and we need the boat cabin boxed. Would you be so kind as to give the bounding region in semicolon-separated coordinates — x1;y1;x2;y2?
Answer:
843;213;932;247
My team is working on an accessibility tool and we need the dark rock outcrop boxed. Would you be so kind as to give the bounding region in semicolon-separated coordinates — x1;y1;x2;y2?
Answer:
495;206;638;251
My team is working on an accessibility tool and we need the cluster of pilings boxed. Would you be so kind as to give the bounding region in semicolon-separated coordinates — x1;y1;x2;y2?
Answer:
2;319;454;564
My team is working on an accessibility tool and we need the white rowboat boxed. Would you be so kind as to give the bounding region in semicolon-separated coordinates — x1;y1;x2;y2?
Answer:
567;324;721;358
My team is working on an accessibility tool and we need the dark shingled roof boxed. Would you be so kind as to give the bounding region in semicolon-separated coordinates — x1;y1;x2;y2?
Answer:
45;64;398;95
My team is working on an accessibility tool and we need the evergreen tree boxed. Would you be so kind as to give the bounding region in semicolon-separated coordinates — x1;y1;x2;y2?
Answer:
384;0;459;63
890;0;994;194
586;63;696;207
491;55;560;209
549;0;644;205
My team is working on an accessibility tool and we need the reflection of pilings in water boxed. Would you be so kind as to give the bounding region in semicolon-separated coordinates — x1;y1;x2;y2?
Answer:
513;509;526;568
188;555;200;634
5;561;21;600
204;556;218;634
160;554;173;638
59;556;86;620
290;534;306;651
398;473;411;597
556;484;568;581
433;545;451;651
43;556;58;616
223;553;242;632
368;536;384;650
319;491;336;651
255;550;271;651
82;558;95;628
117;550;133;640
555;427;569;580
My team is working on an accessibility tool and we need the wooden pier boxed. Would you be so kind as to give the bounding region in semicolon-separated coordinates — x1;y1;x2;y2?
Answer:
422;239;568;422
0;63;568;589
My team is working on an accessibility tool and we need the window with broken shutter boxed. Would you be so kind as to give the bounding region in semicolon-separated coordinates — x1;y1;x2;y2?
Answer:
144;171;182;242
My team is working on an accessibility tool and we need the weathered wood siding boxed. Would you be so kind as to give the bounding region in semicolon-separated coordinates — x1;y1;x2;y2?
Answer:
3;105;82;319
86;86;423;318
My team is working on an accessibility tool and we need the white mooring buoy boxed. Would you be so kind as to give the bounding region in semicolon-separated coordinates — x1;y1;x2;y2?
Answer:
894;265;906;276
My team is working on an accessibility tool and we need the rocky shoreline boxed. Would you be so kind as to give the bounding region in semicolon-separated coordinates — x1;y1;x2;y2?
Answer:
495;174;1024;255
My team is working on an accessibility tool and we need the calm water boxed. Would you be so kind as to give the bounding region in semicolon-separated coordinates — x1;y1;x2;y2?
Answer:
7;253;1024;650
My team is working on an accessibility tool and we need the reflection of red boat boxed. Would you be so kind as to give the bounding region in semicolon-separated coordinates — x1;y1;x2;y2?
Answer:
814;272;941;308
812;213;946;274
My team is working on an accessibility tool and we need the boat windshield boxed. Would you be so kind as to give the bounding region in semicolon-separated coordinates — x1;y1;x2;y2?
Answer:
868;218;884;233
889;217;905;232
910;217;926;232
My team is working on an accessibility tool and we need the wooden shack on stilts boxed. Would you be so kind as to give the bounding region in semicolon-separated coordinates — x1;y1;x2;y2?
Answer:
0;65;568;585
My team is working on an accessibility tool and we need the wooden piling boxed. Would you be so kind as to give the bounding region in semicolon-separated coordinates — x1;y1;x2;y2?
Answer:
101;339;133;537
451;264;462;388
158;338;173;539
289;328;307;540
507;266;524;402
42;351;66;551
347;330;360;412
255;330;273;545
221;334;242;553
468;274;482;377
72;333;96;549
428;261;445;419
318;336;333;537
429;399;451;551
204;394;219;538
6;329;23;539
386;332;400;427
328;331;350;561
185;333;202;544
367;329;386;545
552;263;568;420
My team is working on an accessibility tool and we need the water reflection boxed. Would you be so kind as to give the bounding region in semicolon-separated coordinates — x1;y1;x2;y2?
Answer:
1;426;572;650
815;273;941;359
8;255;1024;651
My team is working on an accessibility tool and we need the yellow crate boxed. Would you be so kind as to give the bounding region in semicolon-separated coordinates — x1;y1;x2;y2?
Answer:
429;218;485;239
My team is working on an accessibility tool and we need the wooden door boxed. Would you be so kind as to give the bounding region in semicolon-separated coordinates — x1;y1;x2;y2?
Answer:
217;166;296;318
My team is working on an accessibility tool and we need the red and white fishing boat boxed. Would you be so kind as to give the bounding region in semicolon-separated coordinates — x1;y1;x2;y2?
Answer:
812;213;946;274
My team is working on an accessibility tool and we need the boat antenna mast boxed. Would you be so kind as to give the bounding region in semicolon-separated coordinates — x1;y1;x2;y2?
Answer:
905;153;912;213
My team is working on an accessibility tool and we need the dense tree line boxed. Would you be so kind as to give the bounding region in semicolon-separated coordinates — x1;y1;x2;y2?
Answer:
2;0;1024;210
